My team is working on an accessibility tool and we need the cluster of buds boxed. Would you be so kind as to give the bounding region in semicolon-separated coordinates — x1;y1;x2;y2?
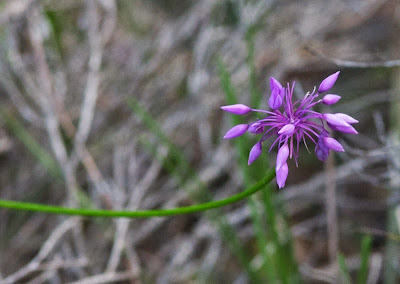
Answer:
222;71;358;188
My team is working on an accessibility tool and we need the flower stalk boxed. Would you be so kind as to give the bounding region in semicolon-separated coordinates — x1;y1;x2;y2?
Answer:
0;169;275;218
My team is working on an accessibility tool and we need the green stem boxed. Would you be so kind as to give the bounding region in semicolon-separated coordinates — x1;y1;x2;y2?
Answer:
0;169;275;218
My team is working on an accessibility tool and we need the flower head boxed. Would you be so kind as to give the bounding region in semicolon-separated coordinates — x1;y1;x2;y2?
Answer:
221;71;358;188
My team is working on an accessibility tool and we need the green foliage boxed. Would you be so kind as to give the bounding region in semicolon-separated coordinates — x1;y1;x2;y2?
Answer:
211;0;240;27
0;107;62;179
357;235;372;284
44;9;65;59
0;107;93;209
338;253;352;284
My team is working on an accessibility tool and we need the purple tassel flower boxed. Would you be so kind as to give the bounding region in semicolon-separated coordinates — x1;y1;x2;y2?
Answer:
221;71;358;188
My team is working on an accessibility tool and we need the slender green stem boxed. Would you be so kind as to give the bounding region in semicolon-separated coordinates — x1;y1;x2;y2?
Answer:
0;169;275;218
357;235;373;284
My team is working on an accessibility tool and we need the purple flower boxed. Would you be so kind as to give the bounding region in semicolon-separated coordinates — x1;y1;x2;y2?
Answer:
222;72;358;188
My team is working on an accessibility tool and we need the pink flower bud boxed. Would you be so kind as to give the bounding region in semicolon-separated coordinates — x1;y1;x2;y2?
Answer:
276;162;289;189
278;124;295;136
270;77;283;93
248;122;265;134
223;124;249;139
335;113;358;124
268;93;283;110
318;71;340;93
315;143;329;161
269;77;284;109
330;124;359;134
248;141;262;165
322;94;341;105
323;113;350;127
276;144;289;171
323;137;344;152
221;104;252;115
315;134;330;161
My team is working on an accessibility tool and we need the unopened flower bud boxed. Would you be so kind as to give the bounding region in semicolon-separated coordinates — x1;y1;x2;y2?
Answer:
223;124;249;139
221;104;252;115
269;77;284;110
318;71;340;93
248;122;264;134
270;77;283;93
278;124;295;136
276;144;289;171
315;134;329;161
268;93;283;110
329;124;359;134
334;113;358;124
322;94;341;105
276;162;289;189
248;141;262;165
323;113;350;127
323;137;344;152
315;143;329;161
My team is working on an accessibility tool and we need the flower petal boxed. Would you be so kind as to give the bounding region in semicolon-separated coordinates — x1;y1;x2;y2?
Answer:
248;141;262;165
276;162;289;189
318;71;340;93
223;124;249;139
221;104;252;115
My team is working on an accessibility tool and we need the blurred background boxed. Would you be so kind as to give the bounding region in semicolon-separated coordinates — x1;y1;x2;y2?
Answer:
0;0;399;283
